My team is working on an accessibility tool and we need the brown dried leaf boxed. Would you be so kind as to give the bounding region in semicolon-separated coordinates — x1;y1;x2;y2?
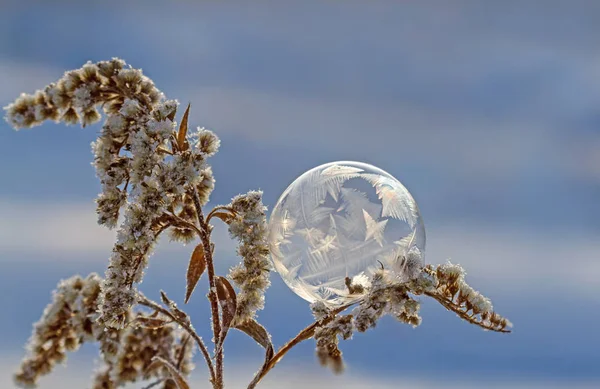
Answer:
234;319;273;359
151;356;190;389
184;244;206;303
177;103;190;151
215;276;237;332
166;106;177;121
160;290;189;324
235;318;274;386
210;210;236;224
131;316;172;329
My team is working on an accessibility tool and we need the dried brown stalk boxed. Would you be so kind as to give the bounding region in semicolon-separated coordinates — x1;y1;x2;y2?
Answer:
190;187;224;389
137;294;216;385
424;291;511;333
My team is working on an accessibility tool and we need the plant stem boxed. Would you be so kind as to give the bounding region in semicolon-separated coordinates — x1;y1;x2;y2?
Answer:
190;187;224;389
137;296;216;385
248;304;353;388
424;291;511;333
206;205;235;224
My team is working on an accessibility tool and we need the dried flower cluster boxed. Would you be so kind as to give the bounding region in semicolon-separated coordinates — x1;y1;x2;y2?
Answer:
227;191;272;324
14;274;193;389
310;270;422;373
14;274;101;387
308;262;512;372
413;262;513;332
313;315;353;373
5;59;222;329
5;59;511;389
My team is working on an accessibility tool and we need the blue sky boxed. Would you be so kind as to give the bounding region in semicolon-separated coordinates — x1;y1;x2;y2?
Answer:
1;1;599;388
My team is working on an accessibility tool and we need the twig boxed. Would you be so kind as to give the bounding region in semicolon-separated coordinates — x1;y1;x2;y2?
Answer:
176;334;192;370
165;212;204;236
424;291;511;333
206;205;235;224
137;295;217;385
248;303;354;388
190;187;224;389
141;378;165;389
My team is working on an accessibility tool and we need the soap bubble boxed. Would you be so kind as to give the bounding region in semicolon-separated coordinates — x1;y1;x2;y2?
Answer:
268;161;426;307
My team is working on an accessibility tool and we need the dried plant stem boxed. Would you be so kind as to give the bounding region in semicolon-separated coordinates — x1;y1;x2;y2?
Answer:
137;296;216;385
424;291;511;333
248;304;353;389
176;334;192;369
190;187;224;389
206;205;235;224
141;378;166;389
166;212;204;236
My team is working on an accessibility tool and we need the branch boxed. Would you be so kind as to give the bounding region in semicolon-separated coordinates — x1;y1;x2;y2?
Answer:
190;187;224;389
248;303;354;388
424;291;511;333
137;295;216;385
206;205;235;224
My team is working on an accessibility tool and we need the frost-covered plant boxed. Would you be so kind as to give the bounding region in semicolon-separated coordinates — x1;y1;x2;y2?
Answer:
4;59;511;389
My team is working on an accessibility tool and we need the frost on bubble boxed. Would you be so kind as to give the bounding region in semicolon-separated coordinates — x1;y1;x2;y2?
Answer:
268;161;426;307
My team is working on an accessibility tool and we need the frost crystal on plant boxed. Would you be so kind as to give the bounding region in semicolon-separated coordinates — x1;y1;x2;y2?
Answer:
227;191;272;324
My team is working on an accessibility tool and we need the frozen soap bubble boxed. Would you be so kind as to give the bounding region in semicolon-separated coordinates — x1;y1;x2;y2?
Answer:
268;161;426;307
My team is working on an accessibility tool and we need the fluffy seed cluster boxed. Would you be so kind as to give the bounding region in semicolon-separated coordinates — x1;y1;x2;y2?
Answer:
227;191;272;324
414;262;513;331
97;117;218;328
310;300;331;322
352;271;422;332
313;315;353;374
99;146;216;328
14;274;102;388
14;274;194;389
3;59;222;328
309;262;512;372
110;314;193;387
310;270;422;373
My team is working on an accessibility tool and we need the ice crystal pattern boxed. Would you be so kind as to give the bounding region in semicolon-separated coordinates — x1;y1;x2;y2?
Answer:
269;161;426;306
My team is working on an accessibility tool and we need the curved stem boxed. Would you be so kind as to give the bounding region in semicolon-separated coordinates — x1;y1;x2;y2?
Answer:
206;205;235;224
424;291;511;333
248;303;354;388
165;212;203;236
190;187;224;389
137;296;216;385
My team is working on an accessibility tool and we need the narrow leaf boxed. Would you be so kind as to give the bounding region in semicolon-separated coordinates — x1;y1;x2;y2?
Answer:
131;316;172;329
166;106;177;122
177;103;191;151
234;319;273;358
236;319;274;388
184;244;206;303
160;290;189;324
210;210;236;224
160;290;171;306
151;356;190;389
215;276;237;334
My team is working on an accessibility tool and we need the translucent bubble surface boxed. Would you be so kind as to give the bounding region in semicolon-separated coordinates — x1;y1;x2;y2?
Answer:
268;161;426;306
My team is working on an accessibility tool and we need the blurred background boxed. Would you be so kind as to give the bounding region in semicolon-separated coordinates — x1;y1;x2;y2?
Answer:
1;1;599;388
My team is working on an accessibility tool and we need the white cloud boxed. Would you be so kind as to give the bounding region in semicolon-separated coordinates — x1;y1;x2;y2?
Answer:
182;85;594;184
0;200;115;255
0;199;233;259
0;61;63;104
1;355;597;389
1;199;599;295
426;224;600;295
